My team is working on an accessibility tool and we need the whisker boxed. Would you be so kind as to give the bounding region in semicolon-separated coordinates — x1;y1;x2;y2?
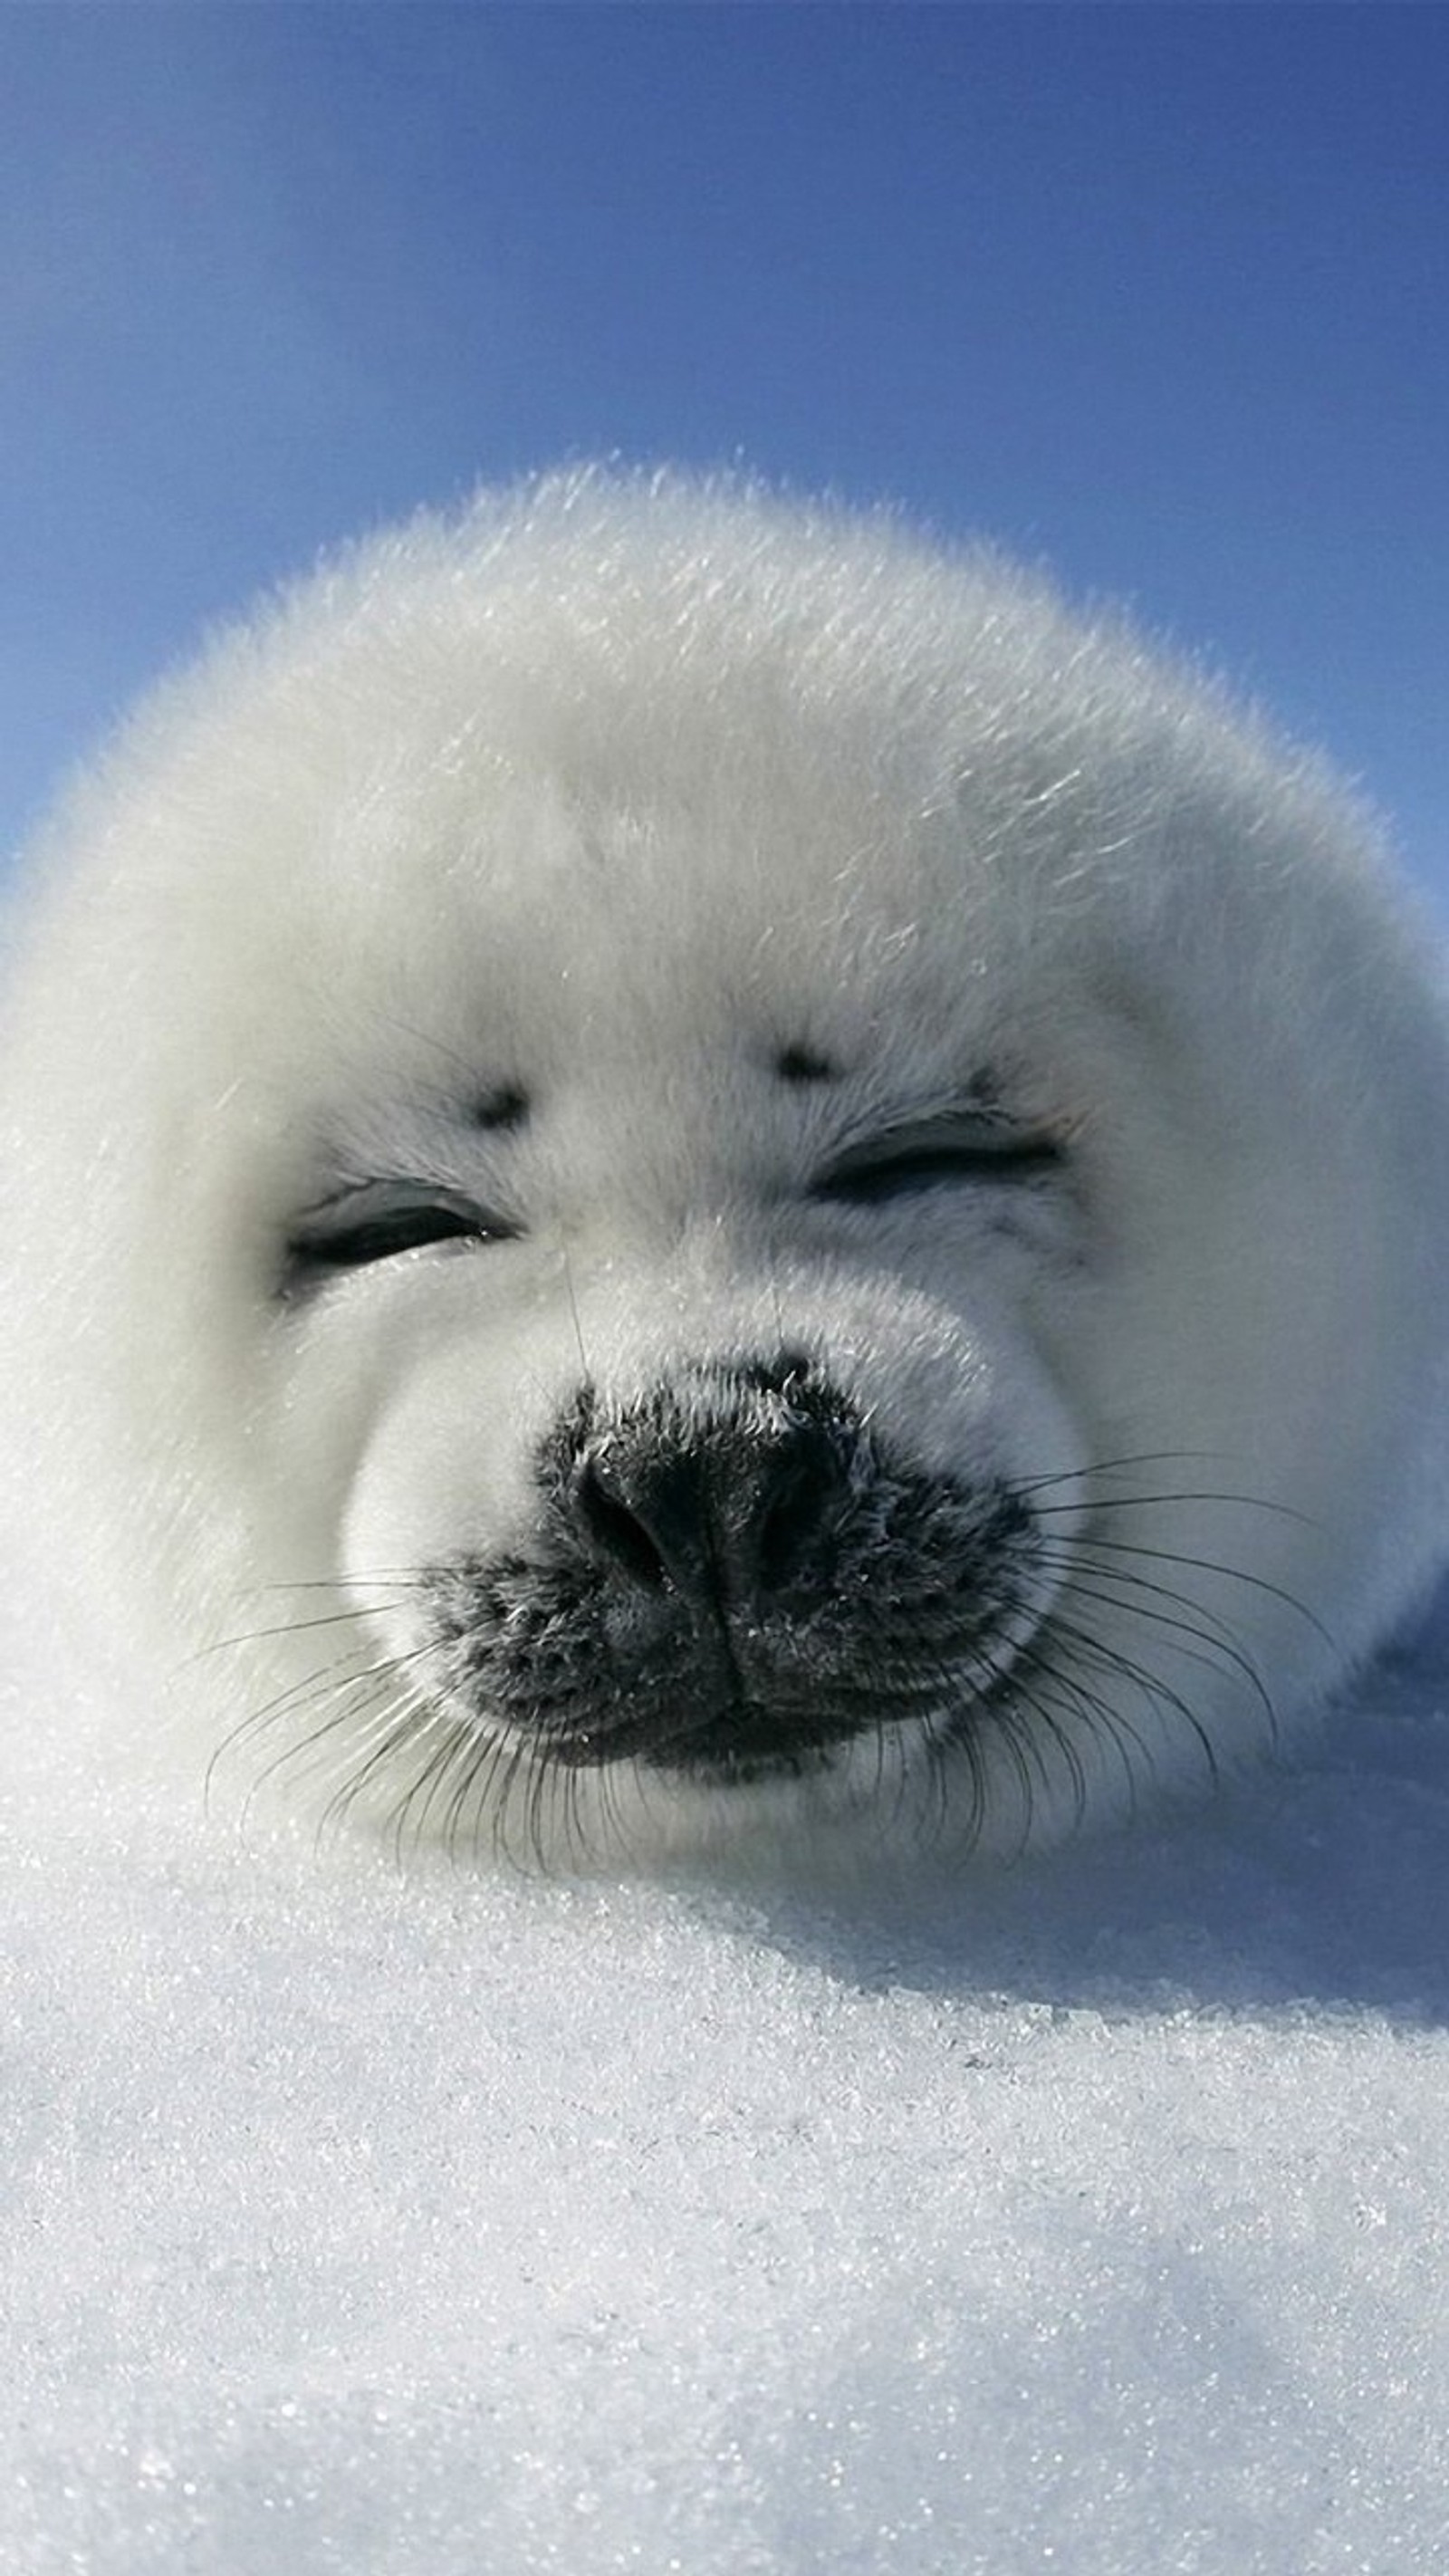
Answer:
242;1572;432;1598
1012;1450;1242;1497
389;1711;479;1861
1017;1645;1156;1812
1051;1531;1334;1648
1041;1555;1279;1727
190;1605;397;1661
315;1695;435;1846
560;1240;590;1383
1045;1608;1228;1781
205;1646;382;1809
1032;1487;1317;1529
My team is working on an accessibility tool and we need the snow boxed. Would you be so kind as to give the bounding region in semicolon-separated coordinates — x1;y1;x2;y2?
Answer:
5;1594;1449;2574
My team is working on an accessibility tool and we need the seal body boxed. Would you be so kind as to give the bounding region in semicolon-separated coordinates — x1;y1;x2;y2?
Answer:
4;472;1446;1868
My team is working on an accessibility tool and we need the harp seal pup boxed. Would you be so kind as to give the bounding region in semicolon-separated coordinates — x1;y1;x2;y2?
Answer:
3;469;1446;1870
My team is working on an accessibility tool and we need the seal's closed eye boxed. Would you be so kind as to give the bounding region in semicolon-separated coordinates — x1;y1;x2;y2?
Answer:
815;1113;1064;1204
285;1182;518;1288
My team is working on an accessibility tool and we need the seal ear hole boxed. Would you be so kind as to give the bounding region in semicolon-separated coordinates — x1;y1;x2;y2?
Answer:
775;1044;835;1085
468;1084;529;1131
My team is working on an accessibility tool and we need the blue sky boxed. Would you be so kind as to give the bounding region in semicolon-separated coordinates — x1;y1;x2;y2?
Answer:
3;4;1445;899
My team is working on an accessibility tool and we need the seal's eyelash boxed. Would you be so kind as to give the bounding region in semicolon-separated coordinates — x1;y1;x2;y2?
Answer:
283;1181;518;1288
813;1113;1065;1205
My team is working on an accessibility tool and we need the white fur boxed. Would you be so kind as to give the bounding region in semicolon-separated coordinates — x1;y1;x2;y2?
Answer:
3;467;1447;1870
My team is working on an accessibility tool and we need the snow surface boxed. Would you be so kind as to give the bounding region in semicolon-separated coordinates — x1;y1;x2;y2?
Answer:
5;1591;1449;2576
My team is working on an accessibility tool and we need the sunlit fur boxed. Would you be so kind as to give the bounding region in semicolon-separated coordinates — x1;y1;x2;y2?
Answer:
2;468;1447;1873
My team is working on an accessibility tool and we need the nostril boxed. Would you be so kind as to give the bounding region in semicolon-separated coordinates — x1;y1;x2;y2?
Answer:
753;1431;848;1591
571;1454;673;1589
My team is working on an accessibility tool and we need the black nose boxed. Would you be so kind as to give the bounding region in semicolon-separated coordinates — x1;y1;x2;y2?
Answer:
567;1370;852;1620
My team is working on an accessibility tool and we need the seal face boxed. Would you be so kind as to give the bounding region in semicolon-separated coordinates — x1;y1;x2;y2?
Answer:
3;469;1447;1871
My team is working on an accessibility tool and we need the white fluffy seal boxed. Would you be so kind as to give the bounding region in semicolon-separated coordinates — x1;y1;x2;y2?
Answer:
3;469;1447;1870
